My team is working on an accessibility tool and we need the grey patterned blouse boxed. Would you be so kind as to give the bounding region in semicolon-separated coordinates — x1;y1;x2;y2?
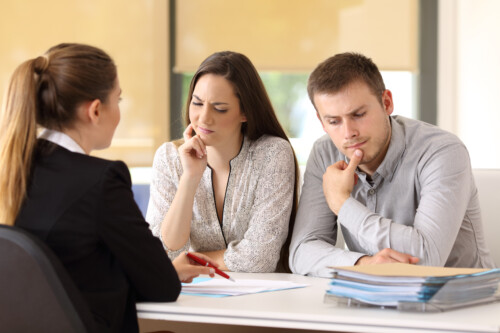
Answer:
146;135;295;272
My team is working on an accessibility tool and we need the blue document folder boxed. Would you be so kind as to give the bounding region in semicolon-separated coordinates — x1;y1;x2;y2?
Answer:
324;263;500;311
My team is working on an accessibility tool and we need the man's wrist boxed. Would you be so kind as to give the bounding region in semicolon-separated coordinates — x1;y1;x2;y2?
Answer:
333;194;350;215
355;255;370;265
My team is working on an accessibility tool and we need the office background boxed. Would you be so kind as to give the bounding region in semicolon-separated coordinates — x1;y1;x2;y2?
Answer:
0;0;498;169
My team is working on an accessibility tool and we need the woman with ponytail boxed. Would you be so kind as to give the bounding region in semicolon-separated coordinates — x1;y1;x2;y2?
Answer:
0;43;215;333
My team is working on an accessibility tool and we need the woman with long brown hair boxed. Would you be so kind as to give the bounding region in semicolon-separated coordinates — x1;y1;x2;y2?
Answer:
0;43;215;332
147;51;299;273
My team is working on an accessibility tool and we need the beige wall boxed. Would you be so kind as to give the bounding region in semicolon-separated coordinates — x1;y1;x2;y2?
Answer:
0;0;169;167
176;0;418;72
1;0;420;166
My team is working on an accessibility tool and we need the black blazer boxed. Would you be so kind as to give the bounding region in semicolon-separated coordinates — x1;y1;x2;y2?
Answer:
16;140;181;333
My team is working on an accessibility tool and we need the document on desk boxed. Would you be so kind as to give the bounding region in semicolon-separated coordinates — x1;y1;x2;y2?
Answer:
182;278;308;297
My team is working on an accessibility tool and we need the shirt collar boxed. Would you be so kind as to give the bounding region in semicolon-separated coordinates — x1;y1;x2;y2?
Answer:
374;116;406;182
346;116;406;183
206;136;248;172
229;135;249;167
38;129;86;154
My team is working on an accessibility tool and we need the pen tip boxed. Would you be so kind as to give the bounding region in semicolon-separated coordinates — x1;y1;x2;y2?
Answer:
229;277;236;282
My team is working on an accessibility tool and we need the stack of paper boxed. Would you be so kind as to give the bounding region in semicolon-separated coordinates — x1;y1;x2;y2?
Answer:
325;263;500;311
182;278;308;297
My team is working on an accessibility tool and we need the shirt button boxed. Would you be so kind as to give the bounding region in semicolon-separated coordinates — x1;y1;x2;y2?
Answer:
368;189;376;195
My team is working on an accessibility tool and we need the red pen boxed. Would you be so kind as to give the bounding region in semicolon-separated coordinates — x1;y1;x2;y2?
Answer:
185;252;235;282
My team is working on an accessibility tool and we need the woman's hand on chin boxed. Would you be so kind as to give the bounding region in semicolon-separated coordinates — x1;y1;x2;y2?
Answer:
178;124;207;181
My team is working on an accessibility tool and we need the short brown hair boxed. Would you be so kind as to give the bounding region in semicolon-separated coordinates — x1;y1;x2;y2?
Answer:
307;52;385;107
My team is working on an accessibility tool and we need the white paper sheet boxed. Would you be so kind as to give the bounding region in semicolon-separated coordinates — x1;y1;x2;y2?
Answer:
181;278;308;297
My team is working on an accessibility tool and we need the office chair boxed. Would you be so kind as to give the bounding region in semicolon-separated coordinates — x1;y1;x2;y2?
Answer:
132;183;151;218
0;225;96;333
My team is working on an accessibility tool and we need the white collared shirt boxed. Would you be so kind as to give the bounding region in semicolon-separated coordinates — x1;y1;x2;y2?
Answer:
38;129;86;154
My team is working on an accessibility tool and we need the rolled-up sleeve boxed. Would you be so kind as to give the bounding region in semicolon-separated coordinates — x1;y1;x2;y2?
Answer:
289;139;364;277
338;143;473;266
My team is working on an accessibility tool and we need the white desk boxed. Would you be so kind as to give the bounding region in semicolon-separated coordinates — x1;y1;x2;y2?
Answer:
137;272;500;333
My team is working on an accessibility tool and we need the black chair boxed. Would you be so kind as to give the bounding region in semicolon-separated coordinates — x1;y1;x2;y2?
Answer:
0;225;96;333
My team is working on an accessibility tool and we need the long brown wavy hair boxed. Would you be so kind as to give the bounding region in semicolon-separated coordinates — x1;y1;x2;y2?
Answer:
184;51;299;272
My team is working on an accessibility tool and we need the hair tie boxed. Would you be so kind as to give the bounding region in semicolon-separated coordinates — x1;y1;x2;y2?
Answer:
33;55;49;75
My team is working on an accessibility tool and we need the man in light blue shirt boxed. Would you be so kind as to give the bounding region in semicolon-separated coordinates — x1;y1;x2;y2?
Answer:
289;53;495;277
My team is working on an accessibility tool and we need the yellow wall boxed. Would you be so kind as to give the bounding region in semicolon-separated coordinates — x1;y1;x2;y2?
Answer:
176;0;418;72
0;0;419;166
0;0;169;166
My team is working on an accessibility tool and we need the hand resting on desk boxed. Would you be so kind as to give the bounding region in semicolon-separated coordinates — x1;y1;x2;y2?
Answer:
356;248;419;265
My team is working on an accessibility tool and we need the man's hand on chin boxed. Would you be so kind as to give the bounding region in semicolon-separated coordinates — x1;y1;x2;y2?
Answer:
323;149;363;215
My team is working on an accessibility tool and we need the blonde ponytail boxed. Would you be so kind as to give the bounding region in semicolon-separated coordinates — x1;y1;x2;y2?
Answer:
0;59;39;225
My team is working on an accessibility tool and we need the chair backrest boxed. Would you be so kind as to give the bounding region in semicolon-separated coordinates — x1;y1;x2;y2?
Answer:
132;183;151;218
0;225;95;333
472;169;500;267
